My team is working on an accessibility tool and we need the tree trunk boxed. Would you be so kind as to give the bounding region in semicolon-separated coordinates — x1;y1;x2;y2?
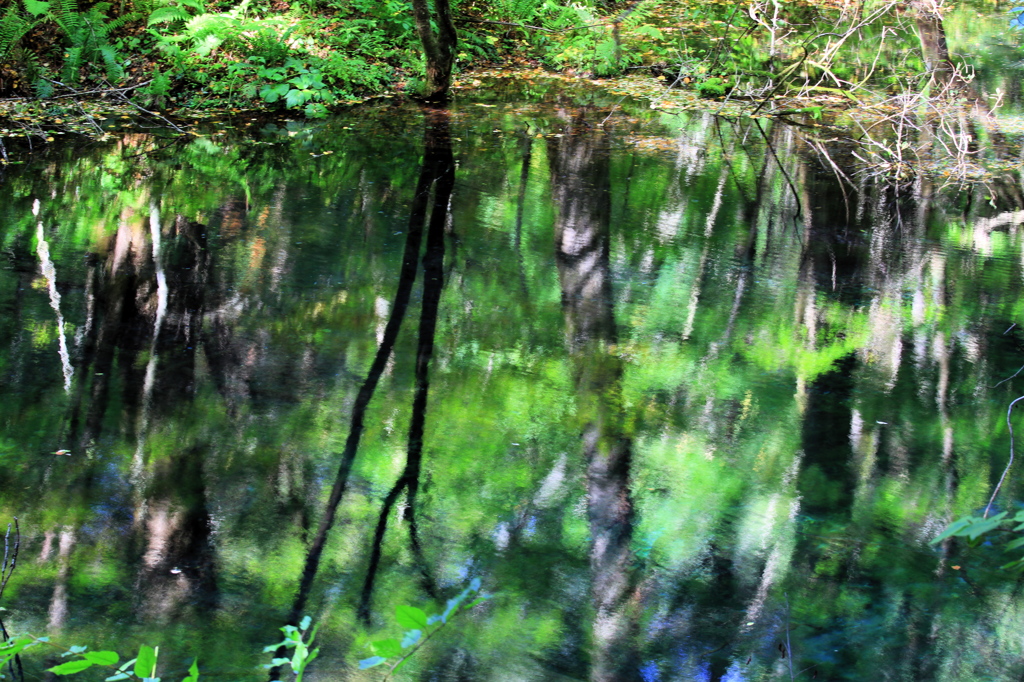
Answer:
411;0;457;102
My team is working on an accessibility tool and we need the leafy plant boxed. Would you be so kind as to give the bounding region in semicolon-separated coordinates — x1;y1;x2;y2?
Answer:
1010;6;1024;31
358;578;491;677
26;0;134;85
0;617;318;682
146;0;204;28
492;0;544;24
931;509;1024;570
255;58;335;117
0;636;198;682
695;76;731;97
263;616;319;682
0;1;40;64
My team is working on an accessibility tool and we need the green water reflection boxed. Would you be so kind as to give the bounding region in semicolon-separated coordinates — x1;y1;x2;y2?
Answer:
2;92;1024;681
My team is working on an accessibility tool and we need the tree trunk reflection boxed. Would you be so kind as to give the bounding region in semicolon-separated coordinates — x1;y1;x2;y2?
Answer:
358;106;453;622
548;109;640;682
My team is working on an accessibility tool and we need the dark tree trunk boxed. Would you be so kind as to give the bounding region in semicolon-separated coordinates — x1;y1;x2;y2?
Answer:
411;0;457;102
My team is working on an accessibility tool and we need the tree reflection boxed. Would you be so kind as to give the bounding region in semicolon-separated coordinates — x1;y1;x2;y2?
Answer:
287;105;454;628
8;96;1024;682
548;108;641;682
358;105;452;621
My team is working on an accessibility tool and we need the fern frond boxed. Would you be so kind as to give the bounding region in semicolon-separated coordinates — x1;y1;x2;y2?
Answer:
62;43;82;82
52;0;81;34
98;43;122;81
21;0;49;18
147;5;188;25
34;75;54;96
0;5;31;61
622;0;661;30
103;10;138;31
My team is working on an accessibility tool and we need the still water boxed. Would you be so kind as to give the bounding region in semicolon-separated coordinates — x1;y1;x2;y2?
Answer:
2;82;1024;681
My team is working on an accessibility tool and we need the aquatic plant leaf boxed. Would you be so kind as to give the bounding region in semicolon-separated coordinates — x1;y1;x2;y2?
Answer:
48;659;94;675
370;639;401;658
83;651;119;666
358;656;387;669
181;657;199;682
968;513;1008;540
931;517;976;544
395;605;428;630
135;645;158;679
401;630;421;648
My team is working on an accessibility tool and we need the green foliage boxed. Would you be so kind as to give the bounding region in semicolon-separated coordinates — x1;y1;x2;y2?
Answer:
0;620;314;682
532;0;667;76
146;0;204;27
263;616;319;682
39;0;133;84
0;2;39;63
143;0;394;113
491;0;544;23
0;636;43;669
359;579;491;675
0;636;172;681
931;510;1024;569
0;0;129;92
695;76;729;97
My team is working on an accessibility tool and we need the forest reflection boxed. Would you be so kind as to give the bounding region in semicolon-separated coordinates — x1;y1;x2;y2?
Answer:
2;93;1024;681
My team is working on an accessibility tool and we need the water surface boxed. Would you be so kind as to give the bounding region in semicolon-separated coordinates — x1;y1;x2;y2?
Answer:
2;84;1024;681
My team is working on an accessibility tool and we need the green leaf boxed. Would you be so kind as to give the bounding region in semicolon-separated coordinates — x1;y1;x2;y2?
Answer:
148;6;189;25
0;637;37;658
109;657;136;678
135;645;158;679
395;605;428;630
259;83;289;103
358;656;387;669
635;24;663;39
967;512;1008;540
285;88;309;109
22;0;49;16
1006;536;1024;551
84;651;119;666
370;639;402;658
181;657;199;682
931;517;976;544
48;659;95;675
